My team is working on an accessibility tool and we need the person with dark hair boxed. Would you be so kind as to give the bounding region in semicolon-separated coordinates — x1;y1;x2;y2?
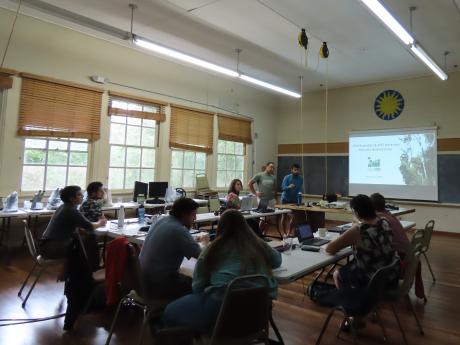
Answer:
226;178;243;209
280;163;303;235
40;185;107;259
80;181;104;222
248;162;277;207
325;194;398;289
162;209;281;333
140;197;207;300
370;193;409;257
226;178;262;236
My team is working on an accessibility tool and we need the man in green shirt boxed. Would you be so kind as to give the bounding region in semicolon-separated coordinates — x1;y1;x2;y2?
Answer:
248;162;277;208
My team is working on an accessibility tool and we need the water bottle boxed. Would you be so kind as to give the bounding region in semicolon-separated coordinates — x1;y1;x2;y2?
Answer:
297;192;302;206
138;203;145;224
118;204;125;229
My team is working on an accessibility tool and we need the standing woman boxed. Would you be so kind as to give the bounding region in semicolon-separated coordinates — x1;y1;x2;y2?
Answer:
162;209;282;333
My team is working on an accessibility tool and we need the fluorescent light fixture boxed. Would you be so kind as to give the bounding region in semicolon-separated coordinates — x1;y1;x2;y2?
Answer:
359;0;414;45
134;36;302;98
410;44;448;81
359;0;448;81
239;74;302;98
134;37;239;78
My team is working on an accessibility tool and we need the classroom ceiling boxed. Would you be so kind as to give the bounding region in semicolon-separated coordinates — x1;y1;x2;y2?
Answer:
1;0;459;93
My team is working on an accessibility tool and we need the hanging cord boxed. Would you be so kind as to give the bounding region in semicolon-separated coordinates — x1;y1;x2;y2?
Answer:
324;59;329;195
1;0;22;68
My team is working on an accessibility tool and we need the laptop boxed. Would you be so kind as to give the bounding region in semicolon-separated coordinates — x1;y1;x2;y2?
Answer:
239;197;253;213
252;198;274;213
297;224;330;247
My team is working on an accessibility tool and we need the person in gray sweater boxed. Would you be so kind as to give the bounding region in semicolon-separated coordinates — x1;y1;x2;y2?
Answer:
40;185;107;259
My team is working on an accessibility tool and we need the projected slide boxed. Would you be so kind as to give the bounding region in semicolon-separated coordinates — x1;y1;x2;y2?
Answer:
349;128;438;201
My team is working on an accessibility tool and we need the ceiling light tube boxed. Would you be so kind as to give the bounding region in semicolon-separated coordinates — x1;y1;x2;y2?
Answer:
239;74;302;98
410;44;448;81
134;36;239;78
359;0;414;45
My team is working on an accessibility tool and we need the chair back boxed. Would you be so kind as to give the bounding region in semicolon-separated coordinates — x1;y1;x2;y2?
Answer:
209;198;220;213
421;220;435;253
122;243;145;299
210;274;270;344
361;258;401;312
23;220;37;259
197;206;209;214
398;229;424;295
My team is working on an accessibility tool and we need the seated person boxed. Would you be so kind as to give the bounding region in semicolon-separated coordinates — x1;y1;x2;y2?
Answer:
139;198;207;300
370;193;410;258
80;181;104;222
162;209;282;333
227;178;261;236
226;178;243;209
39;185;107;260
325;194;399;289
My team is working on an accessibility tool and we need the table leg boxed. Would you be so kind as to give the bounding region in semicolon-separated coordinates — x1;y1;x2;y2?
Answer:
0;218;5;246
291;210;308;228
5;217;11;265
306;211;325;232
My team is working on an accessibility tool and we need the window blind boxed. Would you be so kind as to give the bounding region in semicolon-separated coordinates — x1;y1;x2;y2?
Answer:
218;114;253;144
170;105;214;154
108;91;166;121
18;73;103;141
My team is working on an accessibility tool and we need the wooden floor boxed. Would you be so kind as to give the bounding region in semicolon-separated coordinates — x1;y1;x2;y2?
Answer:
1;231;460;345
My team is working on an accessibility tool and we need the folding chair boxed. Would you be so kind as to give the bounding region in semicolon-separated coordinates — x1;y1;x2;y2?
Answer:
384;229;425;345
316;259;400;345
420;220;436;282
105;243;169;345
18;220;65;308
207;274;284;345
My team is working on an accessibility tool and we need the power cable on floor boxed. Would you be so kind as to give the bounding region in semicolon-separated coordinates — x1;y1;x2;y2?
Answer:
0;313;66;327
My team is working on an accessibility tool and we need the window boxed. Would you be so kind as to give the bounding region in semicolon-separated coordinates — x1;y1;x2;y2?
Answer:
21;138;88;191
170;149;206;188
216;140;245;188
108;99;158;190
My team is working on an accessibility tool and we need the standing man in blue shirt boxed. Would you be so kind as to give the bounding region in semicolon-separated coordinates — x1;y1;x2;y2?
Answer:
281;164;303;235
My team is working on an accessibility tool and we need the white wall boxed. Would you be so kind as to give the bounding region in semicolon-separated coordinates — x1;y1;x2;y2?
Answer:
276;72;460;233
277;72;460;144
0;8;280;197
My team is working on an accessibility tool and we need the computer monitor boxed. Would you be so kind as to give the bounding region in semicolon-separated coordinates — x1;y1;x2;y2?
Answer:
148;182;168;203
133;181;148;202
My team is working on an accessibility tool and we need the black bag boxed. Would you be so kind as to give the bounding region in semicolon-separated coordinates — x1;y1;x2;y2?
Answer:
306;280;337;304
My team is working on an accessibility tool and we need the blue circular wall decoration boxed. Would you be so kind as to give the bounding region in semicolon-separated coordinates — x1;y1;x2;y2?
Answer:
374;89;404;120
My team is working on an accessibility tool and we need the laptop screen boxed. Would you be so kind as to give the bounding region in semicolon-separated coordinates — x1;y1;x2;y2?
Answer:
258;198;269;210
297;224;313;241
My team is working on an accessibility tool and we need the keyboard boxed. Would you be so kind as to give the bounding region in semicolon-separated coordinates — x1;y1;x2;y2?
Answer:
252;208;275;213
301;238;330;246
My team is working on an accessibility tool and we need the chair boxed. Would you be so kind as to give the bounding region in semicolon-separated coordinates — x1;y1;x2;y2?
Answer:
208;198;220;213
207;274;284;345
421;220;436;282
315;259;400;345
384;229;425;345
17;220;64;308
105;243;169;345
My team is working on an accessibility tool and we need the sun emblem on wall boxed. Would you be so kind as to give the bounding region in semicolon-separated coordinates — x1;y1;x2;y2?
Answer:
374;90;404;121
